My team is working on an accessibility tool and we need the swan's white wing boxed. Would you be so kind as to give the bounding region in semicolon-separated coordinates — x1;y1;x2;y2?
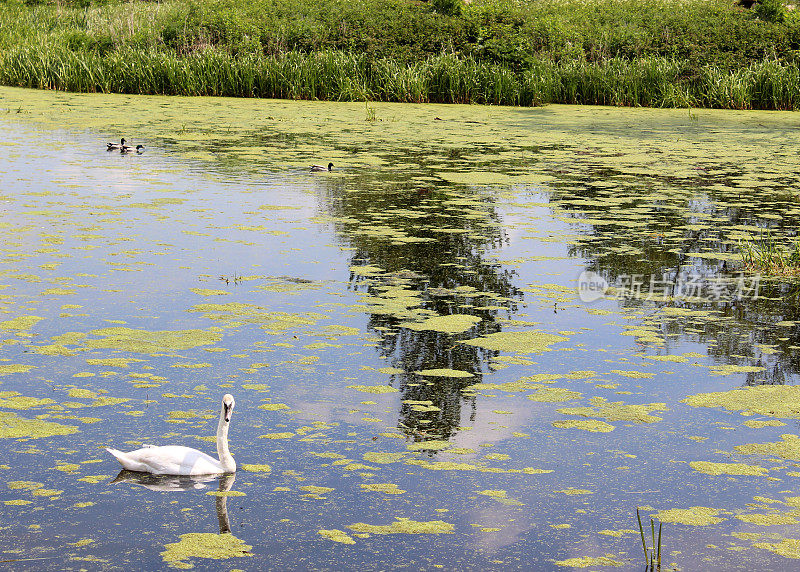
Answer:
108;446;223;475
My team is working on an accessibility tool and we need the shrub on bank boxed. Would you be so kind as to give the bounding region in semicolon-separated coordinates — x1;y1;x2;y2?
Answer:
1;0;799;108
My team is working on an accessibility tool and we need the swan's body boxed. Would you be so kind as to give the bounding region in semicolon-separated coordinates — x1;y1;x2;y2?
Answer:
107;138;126;150
106;394;236;476
311;162;333;172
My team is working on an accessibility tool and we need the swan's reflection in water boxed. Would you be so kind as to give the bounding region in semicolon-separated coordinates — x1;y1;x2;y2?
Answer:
111;471;237;533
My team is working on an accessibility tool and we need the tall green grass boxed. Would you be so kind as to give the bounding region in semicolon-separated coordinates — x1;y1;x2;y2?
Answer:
740;231;800;277
2;44;799;109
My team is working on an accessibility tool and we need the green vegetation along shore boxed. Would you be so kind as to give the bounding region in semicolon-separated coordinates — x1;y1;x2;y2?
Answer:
1;0;799;109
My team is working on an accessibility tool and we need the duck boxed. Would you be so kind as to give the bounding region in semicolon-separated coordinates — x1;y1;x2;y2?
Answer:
106;394;237;475
311;162;333;172
107;138;126;151
121;144;145;154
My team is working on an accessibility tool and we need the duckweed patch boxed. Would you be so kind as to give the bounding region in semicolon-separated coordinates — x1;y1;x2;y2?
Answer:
461;331;568;354
552;419;615;432
682;386;800;418
0;364;36;376
0;391;55;409
557;397;667;423
553;555;624;568
241;464;272;473
346;518;454;535
0;412;78;439
362;452;406;464
416;369;473;378
401;314;481;334
360;483;405;495
689;461;768;476
161;533;252;569
189;304;326;334
0;315;43;331
655;507;724;526
527;387;583;402
736;513;798;525
318;529;355;544
735;434;800;460
81;327;224;354
753;538;800;558
477;489;524;506
346;385;398;394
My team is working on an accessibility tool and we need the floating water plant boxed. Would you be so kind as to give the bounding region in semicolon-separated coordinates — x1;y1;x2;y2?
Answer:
637;508;663;571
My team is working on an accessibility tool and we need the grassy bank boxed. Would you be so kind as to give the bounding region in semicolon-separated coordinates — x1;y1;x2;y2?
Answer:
1;0;800;109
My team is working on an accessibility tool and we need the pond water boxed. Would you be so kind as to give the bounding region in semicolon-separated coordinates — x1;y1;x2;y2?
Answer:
1;86;800;571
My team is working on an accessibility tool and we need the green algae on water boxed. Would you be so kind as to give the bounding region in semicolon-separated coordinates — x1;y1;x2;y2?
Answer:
86;358;146;368
0;412;78;439
461;331;568;354
0;391;55;409
689;461;768;476
753;538;800;559
557;397;667;423
416;369;473;378
655;507;724;525
400;314;481;334
362;452;406;464
161;533;252;569
190;288;229;296
735;434;800;460
552;419;615;432
360;483;405;495
0;315;43;330
477;489;524;506
682;386;800;418
736;513;798;525
189;303;326;334
84;327;224;354
527;386;583;402
0;365;36;376
241;464;272;473
346;518;454;535
346;385;398;394
258;403;290;411
553;555;624;568
318;529;355;544
259;432;294;439
407;440;450;451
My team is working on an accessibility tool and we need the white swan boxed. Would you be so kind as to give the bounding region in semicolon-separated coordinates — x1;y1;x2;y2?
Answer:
106;394;237;475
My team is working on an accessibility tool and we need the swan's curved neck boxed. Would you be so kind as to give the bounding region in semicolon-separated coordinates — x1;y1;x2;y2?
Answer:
216;408;235;472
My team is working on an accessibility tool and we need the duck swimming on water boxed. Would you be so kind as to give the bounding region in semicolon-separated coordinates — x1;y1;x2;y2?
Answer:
106;394;237;475
107;138;126;150
121;144;145;154
311;162;333;172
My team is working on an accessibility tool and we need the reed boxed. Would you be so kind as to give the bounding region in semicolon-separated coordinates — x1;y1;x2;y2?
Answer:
1;41;800;109
739;231;800;277
2;0;800;108
637;508;663;571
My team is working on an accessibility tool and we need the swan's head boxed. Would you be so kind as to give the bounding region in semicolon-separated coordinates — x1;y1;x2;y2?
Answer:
121;138;126;145
328;162;334;170
222;394;235;423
